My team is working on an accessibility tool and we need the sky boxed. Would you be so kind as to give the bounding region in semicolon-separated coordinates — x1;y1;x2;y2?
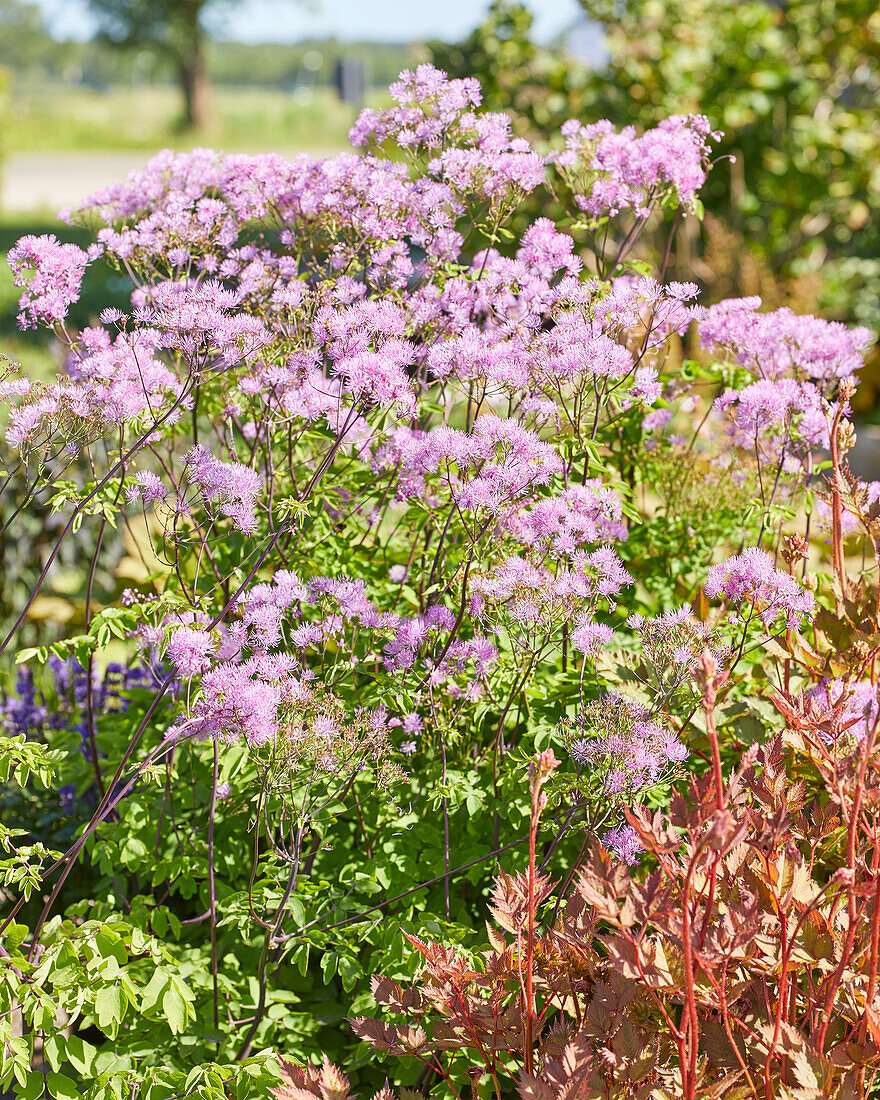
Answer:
32;0;585;44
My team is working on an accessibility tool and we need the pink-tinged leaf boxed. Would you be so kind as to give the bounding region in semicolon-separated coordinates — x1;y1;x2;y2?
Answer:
347;1017;400;1051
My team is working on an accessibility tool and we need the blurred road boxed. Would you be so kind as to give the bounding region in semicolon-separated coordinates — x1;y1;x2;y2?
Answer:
1;148;332;215
2;152;155;215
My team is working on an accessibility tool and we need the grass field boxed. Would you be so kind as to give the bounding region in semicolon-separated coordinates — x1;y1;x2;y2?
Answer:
5;82;373;155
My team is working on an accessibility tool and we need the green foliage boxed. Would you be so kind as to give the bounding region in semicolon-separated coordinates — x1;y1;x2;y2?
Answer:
580;0;880;330
428;1;593;140
430;0;880;336
0;732;65;787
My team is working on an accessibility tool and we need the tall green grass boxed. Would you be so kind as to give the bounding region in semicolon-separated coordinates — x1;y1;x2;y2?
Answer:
6;82;375;154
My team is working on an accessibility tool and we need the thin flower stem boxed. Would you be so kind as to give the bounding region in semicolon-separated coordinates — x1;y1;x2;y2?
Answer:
208;740;220;1033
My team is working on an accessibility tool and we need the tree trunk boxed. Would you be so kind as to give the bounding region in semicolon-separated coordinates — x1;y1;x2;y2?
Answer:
177;2;214;130
178;47;213;130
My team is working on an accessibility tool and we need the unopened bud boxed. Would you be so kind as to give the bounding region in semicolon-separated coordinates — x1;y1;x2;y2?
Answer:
781;534;809;568
839;377;856;404
531;749;560;781
837;419;856;454
852;639;870;661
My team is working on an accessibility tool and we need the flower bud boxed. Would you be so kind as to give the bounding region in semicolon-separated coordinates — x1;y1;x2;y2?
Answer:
530;748;561;782
781;534;809;567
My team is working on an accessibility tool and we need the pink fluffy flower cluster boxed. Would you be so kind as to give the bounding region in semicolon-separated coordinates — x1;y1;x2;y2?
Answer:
555;115;719;220
1;63;869;854
569;692;689;795
705;548;814;630
8;233;101;329
699;297;872;384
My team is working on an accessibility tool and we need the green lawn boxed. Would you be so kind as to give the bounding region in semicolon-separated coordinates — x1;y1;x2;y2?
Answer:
5;82;373;155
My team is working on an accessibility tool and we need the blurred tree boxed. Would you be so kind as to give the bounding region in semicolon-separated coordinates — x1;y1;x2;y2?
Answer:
86;0;297;129
428;0;592;141
0;0;62;73
87;0;218;128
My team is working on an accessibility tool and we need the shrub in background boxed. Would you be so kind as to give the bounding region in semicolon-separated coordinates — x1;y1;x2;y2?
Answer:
431;0;880;342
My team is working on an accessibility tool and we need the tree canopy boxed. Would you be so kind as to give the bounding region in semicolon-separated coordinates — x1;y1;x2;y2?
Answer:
87;0;238;128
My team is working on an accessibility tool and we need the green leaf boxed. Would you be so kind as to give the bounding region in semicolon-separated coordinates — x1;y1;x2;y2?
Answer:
19;1074;44;1100
120;836;148;869
140;967;171;1015
337;955;362;992
95;930;127;967
293;943;310;977
163;986;188;1034
47;1072;79;1100
320;951;338;982
94;983;126;1032
65;1035;98;1076
3;921;28;950
43;1034;66;1072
